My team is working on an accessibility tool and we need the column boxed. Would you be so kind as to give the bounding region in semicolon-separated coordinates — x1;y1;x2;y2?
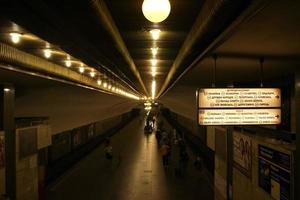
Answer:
0;84;16;200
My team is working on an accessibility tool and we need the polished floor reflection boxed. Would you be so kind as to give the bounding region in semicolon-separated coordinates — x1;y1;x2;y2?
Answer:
46;118;213;200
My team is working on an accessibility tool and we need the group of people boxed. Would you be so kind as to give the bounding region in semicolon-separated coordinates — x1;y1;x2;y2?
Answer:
103;115;204;176
155;122;203;176
156;125;189;169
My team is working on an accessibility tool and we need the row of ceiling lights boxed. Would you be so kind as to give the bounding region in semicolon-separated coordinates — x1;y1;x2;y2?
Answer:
7;31;140;100
142;0;171;100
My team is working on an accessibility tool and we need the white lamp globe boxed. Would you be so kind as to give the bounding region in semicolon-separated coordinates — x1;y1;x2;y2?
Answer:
142;0;171;23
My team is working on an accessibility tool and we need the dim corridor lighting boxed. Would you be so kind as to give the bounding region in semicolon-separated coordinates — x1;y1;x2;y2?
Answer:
43;49;52;58
90;71;96;78
152;79;156;99
4;88;10;92
9;32;22;44
150;29;161;40
65;60;71;67
151;59;157;66
142;0;171;23
151;47;158;57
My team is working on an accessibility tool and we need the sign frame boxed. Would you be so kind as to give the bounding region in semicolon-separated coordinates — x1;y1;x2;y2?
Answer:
197;88;282;126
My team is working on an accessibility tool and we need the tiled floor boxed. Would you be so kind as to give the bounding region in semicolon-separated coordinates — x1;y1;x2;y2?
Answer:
46;117;213;200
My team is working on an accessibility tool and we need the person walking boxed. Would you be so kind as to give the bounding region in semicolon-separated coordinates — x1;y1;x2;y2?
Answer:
160;142;170;168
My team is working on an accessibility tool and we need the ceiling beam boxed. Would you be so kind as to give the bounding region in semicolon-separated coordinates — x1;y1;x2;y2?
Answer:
157;0;271;98
90;0;149;96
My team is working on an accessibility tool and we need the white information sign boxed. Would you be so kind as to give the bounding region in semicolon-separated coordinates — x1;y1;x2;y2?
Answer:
199;88;281;108
198;109;281;125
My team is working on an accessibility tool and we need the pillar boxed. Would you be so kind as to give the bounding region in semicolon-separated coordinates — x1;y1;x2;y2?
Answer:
0;84;16;200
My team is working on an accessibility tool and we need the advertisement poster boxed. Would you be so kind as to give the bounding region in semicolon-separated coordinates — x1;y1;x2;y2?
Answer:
258;145;291;200
233;131;252;177
0;132;4;169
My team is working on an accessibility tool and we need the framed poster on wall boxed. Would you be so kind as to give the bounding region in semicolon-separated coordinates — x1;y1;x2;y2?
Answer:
233;131;252;178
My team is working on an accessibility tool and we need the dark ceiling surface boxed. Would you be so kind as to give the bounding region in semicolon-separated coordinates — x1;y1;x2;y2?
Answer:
160;0;300;120
0;0;256;98
104;0;204;93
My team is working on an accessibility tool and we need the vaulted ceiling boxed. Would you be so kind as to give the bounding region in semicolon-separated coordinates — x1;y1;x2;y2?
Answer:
0;0;262;99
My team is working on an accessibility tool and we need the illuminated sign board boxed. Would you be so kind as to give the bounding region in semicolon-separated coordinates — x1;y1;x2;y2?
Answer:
197;88;281;125
198;109;281;125
199;88;281;108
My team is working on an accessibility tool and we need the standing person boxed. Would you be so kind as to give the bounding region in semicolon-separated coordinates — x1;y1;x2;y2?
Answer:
160;142;170;168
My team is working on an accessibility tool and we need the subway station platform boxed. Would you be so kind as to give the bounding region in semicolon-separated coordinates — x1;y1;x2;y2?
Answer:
46;117;213;200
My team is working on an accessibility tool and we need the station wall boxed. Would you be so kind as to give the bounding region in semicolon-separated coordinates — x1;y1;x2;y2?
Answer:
14;85;138;134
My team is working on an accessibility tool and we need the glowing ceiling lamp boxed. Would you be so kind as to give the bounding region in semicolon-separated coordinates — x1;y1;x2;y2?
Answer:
79;66;85;73
151;59;157;66
65;60;71;67
90;71;96;78
9;33;22;44
142;0;171;23
151;47;158;57
43;49;52;59
150;29;161;40
152;79;156;99
151;65;156;77
152;71;156;77
103;82;108;88
97;79;102;85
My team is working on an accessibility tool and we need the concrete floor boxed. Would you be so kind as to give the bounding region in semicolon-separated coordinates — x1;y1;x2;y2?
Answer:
46;117;213;200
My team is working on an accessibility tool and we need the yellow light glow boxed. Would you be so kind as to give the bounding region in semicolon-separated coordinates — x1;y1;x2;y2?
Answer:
44;49;52;58
90;71;96;78
152;71;156;77
151;59;157;66
97;79;102;85
65;60;71;67
103;82;108;88
150;29;161;40
152;66;156;72
10;33;22;44
152;79;156;99
142;0;171;23
151;47;158;56
108;84;112;90
79;67;85;73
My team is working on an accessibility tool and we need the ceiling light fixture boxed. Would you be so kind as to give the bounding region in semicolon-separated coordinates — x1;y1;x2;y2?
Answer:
90;71;96;78
151;59;157;66
44;49;52;58
152;79;156;99
152;71;156;77
103;82;108;88
151;47;158;57
142;0;171;23
65;60;71;67
150;29;161;40
97;79;102;85
79;66;85;73
9;32;22;44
